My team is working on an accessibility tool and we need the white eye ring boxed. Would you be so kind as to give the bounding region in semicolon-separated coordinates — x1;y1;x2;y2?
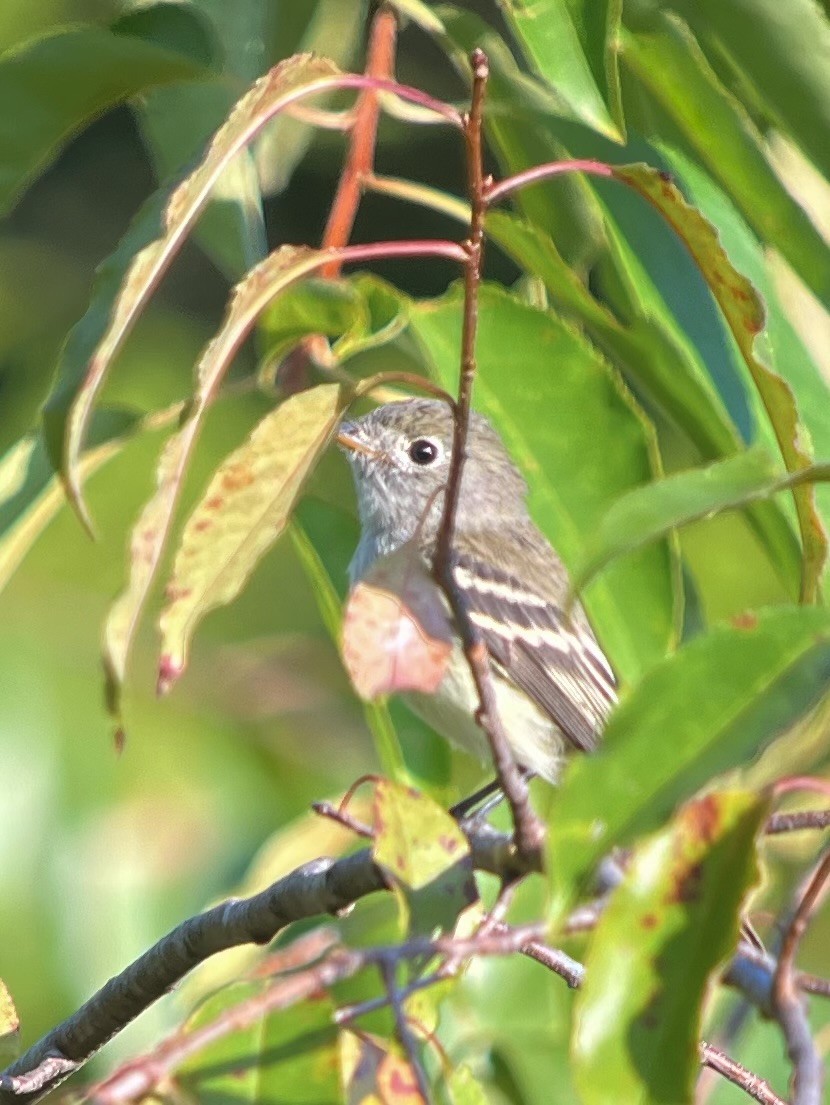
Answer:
406;437;442;466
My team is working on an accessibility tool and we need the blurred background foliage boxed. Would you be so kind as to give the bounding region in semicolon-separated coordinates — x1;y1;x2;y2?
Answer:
2;0;830;1101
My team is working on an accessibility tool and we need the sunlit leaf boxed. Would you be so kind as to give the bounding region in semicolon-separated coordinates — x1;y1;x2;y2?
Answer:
342;541;453;701
448;1064;489;1105
574;449;830;594
499;0;624;140
0;22;208;215
547;605;830;918
614;161;828;601
373;779;477;937
572;790;767;1105
104;246;342;719
619;8;830;310
42;53;342;529
155;382;346;693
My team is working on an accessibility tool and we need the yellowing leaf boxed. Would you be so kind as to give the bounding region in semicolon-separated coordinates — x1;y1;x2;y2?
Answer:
342;542;453;700
373;779;477;937
155;383;346;692
340;1032;426;1105
0;979;20;1066
103;246;342;720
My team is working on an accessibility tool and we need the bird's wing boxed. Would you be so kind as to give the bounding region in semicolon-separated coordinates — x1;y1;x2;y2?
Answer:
451;551;617;753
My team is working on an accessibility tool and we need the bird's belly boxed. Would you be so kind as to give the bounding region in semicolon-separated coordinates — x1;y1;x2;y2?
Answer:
404;645;564;784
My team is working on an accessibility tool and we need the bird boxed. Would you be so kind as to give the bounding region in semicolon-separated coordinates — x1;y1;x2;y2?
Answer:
337;397;617;784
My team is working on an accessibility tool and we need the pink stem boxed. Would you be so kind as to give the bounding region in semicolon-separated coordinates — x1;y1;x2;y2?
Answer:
486;158;614;207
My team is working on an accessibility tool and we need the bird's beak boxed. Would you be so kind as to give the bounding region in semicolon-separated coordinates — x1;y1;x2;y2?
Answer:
336;421;379;458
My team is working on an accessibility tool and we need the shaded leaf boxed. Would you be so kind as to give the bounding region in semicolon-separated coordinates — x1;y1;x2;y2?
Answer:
179;981;339;1104
0;22;207;216
409;283;678;684
155;382;347;693
572;790;767;1105
500;0;624;140
673;0;830;201
619;9;830;311
342;541;453;701
574;449;830;594
42;52;342;528
614;161;828;601
547;606;830;918
373;779;477;937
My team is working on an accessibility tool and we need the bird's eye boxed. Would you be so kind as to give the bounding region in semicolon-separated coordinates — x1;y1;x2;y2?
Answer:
408;438;440;466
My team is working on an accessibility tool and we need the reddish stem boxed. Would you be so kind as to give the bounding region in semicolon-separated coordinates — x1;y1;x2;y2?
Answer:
485;158;614;207
321;5;398;278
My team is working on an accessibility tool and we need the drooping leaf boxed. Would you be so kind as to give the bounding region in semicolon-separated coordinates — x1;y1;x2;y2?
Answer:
373;779;477;937
155;382;347;693
41;53;342;529
499;0;624;140
178;980;340;1104
547;605;830;918
103;246;343;721
613;161;828;601
342;541;453;702
574;449;830;595
572;790;767;1105
409;283;678;684
123;2;267;281
0;22;208;216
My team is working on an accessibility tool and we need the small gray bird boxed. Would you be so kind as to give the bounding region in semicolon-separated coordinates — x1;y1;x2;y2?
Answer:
337;398;617;783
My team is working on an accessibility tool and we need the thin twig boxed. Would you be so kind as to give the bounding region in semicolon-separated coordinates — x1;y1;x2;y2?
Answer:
700;1042;787;1105
484;159;614;207
432;47;544;860
773;847;830;1105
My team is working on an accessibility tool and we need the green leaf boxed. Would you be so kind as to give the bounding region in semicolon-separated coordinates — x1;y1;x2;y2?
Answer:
179;981;340;1104
448;1064;490;1105
619;8;830;311
373;779;477;938
499;0;624;140
409;283;678;684
155;382;348;694
575;449;830;595
673;0;830;186
572;790;767;1105
614;161;828;601
547;605;830;918
0;22;208;216
41;52;342;530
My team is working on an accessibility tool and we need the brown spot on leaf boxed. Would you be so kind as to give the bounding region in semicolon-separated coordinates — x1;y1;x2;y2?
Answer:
221;463;255;492
731;610;758;631
667;861;704;906
687;793;721;845
194;518;212;533
205;495;224;510
642;912;658;929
